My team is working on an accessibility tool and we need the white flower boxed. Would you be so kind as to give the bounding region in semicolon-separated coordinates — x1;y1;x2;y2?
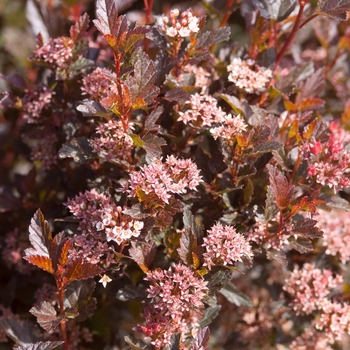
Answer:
99;274;112;288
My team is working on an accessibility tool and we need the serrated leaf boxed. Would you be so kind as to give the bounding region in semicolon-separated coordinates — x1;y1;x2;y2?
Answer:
70;13;90;42
252;0;297;21
192;327;210;350
77;99;108;117
199;305;221;327
142;134;167;159
130;133;144;147
207;269;233;293
68;58;95;78
24;255;53;273
129;241;157;272
50;232;68;270
266;249;288;266
145;106;164;132
16;341;65;350
116;285;148;301
58;239;71;267
63;259;104;282
252;142;282;154
59;137;95;163
267;164;294;209
292;218;323;239
219;283;253;307
297;98;325;111
64;280;96;322
211;26;231;44
164;87;190;102
30;302;63;332
93;0;120;36
318;0;350;20
289;236;314;254
297;68;325;102
125;48;159;106
26;209;52;258
0;319;37;346
319;195;350;211
265;185;279;221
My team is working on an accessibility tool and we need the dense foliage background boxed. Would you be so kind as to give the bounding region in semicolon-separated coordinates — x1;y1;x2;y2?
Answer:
2;0;350;349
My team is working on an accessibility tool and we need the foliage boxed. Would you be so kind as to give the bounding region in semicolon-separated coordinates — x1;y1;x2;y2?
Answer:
1;0;350;349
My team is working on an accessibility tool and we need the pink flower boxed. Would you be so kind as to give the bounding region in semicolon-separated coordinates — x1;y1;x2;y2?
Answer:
202;223;253;270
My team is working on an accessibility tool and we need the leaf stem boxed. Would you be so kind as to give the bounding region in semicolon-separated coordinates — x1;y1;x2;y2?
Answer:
219;0;234;28
299;13;318;29
274;1;307;70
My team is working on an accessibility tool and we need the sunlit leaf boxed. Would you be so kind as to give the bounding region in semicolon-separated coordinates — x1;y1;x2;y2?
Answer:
252;0;297;21
24;255;53;274
318;0;350;20
16;341;64;350
30;302;63;332
63;258;104;282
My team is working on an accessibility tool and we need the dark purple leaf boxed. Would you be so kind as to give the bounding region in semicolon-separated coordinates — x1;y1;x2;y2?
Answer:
116;285;148;301
77;99;108;117
252;142;282;154
129;241;157;272
266;249;288;266
30;302;63;332
0;188;22;212
164;87;190;102
93;0;120;36
318;0;350;20
192;327;210;350
289;236;314;254
0;319;37;346
64;280;96;322
211;26;231;44
144;106;164;133
16;341;65;350
58;137;95;163
199;306;221;327
267;164;294;209
253;0;297;21
292;218;323;239
142;134;166;159
297;68;325;102
219;283;253;306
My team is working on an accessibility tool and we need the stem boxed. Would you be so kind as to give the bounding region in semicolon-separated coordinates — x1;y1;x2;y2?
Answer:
219;0;234;28
299;13;318;29
143;0;154;53
274;1;307;70
57;282;69;350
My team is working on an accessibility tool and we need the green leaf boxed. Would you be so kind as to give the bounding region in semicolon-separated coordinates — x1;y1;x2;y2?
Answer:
219;283;253;307
318;0;350;20
252;0;297;21
130;134;144;147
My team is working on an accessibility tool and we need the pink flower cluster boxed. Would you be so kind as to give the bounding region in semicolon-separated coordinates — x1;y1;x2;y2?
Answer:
227;57;272;93
306;124;350;191
128;155;202;205
178;93;247;139
161;8;200;38
290;327;332;350
89;119;134;163
65;189;144;245
81;67;116;101
202;223;253;270
283;263;343;315
140;264;208;348
22;84;54;123
32;36;74;68
315;209;350;264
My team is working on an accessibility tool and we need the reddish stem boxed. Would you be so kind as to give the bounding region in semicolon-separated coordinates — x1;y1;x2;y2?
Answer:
57;280;69;350
274;1;307;70
219;0;234;28
143;0;154;53
299;13;318;29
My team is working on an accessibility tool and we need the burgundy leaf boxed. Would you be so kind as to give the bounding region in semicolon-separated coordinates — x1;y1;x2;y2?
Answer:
30;302;63;332
49;232;68;270
70;13;90;42
192;326;210;350
16;341;65;350
267;164;294;209
266;249;288;266
93;0;120;36
142;134;167;159
164;87;190;102
292;218;323;239
318;0;350;20
144;106;164;133
63;258;104;282
289;236;314;254
129;241;157;272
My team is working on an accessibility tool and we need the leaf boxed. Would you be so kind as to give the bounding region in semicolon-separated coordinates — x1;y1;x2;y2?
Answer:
289;236;314;254
63;258;104;282
297;98;325;111
207;269;233;293
192;327;210;350
129;241;157;273
49;232;68;270
266;249;288;266
211;26;231;44
318;0;350;20
68;58;95;78
252;0;297;21
30;302;63;332
218;94;244;115
77;99;108;117
252;142;282;154
199;305;221;327
243;178;254;205
64;280;96;322
267;164;294;210
70;13;90;42
24;255;53;274
16;341;65;350
164;87;190;102
297;68;325;102
0;319;37;346
292;218;323;239
116;285;148;301
142;134;167;159
93;0;120;36
265;185;279;221
219;283;253;307
0;188;22;212
59;137;95;163
26;209;52;258
319;195;350;211
125;48;159;106
144;106;164;133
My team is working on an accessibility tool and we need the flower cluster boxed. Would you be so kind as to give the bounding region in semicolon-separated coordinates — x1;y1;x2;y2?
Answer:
161;8;200;38
210;113;247;140
29;133;58;170
139;264;208;348
227;57;272;93
290;328;332;350
283;263;343;315
202;223;253;270
22;84;54;123
89;119;134;163
128;155;202;205
31;36;74;69
65;189;144;245
81;67;116;100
